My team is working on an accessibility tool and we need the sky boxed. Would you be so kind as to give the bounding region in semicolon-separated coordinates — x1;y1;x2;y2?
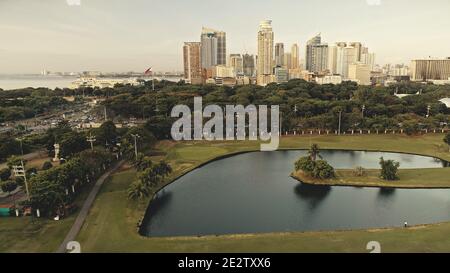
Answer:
0;0;449;74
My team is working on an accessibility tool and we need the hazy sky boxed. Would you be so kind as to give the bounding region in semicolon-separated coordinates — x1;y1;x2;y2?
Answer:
1;0;449;74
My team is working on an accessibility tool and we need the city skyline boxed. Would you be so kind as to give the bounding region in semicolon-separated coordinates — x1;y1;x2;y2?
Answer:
1;0;450;74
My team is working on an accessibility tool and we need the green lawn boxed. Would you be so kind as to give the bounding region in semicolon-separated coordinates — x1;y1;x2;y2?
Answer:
1;134;449;252
75;134;450;253
293;168;450;188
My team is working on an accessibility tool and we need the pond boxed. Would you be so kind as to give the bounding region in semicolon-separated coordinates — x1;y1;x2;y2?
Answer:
141;150;450;237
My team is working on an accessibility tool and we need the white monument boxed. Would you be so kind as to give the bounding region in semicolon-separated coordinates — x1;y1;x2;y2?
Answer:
53;144;60;162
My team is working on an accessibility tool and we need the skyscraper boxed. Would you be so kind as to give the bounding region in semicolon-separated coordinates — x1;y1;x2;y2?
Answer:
183;42;203;85
283;53;292;70
257;20;275;86
200;27;226;69
242;54;255;77
291;43;299;69
275;43;285;67
305;34;321;71
228;54;243;76
306;34;328;73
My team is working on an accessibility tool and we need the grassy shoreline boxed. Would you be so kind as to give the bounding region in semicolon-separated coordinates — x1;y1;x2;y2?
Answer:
292;168;450;189
75;134;450;253
2;134;450;252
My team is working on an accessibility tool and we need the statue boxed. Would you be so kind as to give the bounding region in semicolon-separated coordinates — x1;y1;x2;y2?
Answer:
53;143;60;162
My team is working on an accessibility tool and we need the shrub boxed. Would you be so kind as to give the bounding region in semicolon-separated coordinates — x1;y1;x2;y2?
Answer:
379;157;400;181
42;161;53;171
0;180;17;195
353;166;366;177
312;160;335;179
0;168;11;181
295;156;335;179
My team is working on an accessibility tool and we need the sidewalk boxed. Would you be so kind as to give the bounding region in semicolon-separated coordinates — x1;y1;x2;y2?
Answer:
56;160;125;253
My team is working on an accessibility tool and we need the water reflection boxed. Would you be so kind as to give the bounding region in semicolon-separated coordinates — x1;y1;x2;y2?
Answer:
142;150;450;237
377;188;396;200
294;183;332;210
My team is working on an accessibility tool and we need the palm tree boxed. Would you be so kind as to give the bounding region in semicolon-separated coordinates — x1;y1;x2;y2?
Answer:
127;181;150;200
308;144;322;161
154;161;172;178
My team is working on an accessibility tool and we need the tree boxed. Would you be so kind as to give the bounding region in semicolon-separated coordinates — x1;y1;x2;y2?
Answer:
312;160;335;179
295;156;335;179
0;168;11;181
127;181;150;200
95;121;117;147
444;132;450;152
59;131;89;158
6;156;25;169
379;157;400;181
308;144;322;161
154;161;172;178
0;180;17;196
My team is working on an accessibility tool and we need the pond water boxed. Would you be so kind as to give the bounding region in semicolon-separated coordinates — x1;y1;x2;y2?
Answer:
141;150;450;237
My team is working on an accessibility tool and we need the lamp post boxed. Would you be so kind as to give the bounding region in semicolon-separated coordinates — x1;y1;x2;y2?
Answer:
131;134;140;161
338;110;342;135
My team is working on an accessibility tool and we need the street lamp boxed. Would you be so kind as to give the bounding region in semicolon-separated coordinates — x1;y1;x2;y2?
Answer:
426;105;431;118
338;110;342;135
131;134;141;161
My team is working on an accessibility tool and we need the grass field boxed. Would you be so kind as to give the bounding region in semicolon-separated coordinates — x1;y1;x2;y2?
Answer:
74;134;450;253
1;134;450;252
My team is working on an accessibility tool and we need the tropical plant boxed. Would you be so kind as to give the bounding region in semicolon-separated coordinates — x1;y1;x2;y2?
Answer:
127;181;150;200
308;144;322;161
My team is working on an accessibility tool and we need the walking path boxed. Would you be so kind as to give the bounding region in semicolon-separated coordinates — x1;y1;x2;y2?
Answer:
56;160;125;253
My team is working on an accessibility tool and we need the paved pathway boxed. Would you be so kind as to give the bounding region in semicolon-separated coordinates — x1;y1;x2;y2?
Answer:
56;160;125;253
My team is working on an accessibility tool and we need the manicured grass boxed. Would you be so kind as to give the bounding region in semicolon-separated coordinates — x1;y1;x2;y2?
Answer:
0;173;98;253
293;168;450;188
1;134;448;252
0;217;75;253
75;134;450;253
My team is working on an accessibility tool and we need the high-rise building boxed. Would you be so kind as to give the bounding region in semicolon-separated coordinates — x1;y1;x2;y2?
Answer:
283;53;292;70
275;43;285;67
183;42;203;84
242;54;255;77
305;34;328;73
257;20;275;86
411;58;450;81
327;44;338;74
200;27;226;69
337;45;357;78
291;43;299;69
305;34;320;71
274;67;289;83
350;42;363;62
228;54;243;76
348;63;371;85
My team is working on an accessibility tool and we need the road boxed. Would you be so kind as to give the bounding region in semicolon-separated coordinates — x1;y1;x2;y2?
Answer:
56;160;124;253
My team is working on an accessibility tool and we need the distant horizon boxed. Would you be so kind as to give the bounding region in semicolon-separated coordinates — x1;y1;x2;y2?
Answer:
1;0;450;74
